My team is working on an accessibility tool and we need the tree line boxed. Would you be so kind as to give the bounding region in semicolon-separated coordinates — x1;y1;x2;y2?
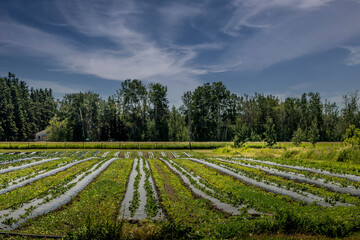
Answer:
1;73;359;143
0;73;56;141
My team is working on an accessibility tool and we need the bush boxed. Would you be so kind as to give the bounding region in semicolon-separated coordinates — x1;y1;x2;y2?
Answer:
234;135;246;148
344;125;360;147
264;117;277;147
292;128;305;146
337;147;360;163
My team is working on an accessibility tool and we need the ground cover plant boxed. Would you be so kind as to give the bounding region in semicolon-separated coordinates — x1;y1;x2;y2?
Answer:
0;148;359;239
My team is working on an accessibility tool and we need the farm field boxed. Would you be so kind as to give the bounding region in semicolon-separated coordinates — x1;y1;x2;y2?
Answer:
0;149;359;239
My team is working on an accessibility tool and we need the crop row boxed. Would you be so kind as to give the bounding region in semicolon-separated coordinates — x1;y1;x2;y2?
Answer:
188;157;360;206
0;157;117;230
222;158;360;195
2;150;359;238
119;157;163;220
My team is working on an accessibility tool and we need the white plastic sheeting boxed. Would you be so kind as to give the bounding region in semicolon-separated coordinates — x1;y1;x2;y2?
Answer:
119;158;164;220
0;157;97;195
0;160;104;230
0;158;61;174
237;158;360;182
218;158;360;197
148;152;154;159
186;158;349;207
102;152;110;158
183;152;192;157
0;157;42;166
1;158;118;230
162;158;243;215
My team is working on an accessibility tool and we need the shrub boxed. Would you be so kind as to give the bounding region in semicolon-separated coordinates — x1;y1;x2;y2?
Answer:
344;125;360;147
264;117;277;147
337;147;360;163
292;128;305;146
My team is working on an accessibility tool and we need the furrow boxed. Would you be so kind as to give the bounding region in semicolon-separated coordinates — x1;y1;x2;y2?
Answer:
187;158;348;207
119;159;138;219
0;158;118;230
0;157;97;195
0;157;42;166
144;159;164;220
219;158;360;197
161;158;241;214
0;158;62;174
237;158;360;182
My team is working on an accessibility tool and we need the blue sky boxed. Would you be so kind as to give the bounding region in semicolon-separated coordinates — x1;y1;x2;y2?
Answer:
0;0;360;106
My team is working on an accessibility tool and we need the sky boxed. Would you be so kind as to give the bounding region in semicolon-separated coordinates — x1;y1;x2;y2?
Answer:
0;0;360;106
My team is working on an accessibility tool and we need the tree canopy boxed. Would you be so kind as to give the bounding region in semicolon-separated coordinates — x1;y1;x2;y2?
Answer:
1;73;359;143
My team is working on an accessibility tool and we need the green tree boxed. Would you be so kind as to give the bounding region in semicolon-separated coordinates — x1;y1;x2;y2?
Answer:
0;77;17;140
46;115;69;141
182;91;192;149
264;117;277;147
234;124;248;148
344;125;360;147
343;91;359;127
323;100;341;141
148;83;169;141
57;92;101;141
168;106;187;141
116;79;148;141
292;128;305;146
98;97;120;141
308;120;320;147
8;74;27;140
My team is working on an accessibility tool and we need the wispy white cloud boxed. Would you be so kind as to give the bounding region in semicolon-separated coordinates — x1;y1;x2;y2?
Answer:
0;2;204;84
218;0;360;71
0;0;209;105
343;46;360;66
0;0;360;105
222;0;334;36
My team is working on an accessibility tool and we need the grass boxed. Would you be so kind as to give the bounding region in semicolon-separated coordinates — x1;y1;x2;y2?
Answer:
0;141;230;150
211;142;360;164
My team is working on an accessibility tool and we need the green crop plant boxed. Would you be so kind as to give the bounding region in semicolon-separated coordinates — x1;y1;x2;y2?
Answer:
2;217;18;226
129;160;141;217
0;159;98;210
142;159;159;218
17;159;132;235
148;158;225;231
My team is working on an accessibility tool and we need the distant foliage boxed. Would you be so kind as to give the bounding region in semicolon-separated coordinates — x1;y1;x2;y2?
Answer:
233;124;248;148
292;128;305;146
46;115;69;141
0;72;55;141
263;117;277;147
1;72;360;143
308;120;320;147
344;125;360;147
